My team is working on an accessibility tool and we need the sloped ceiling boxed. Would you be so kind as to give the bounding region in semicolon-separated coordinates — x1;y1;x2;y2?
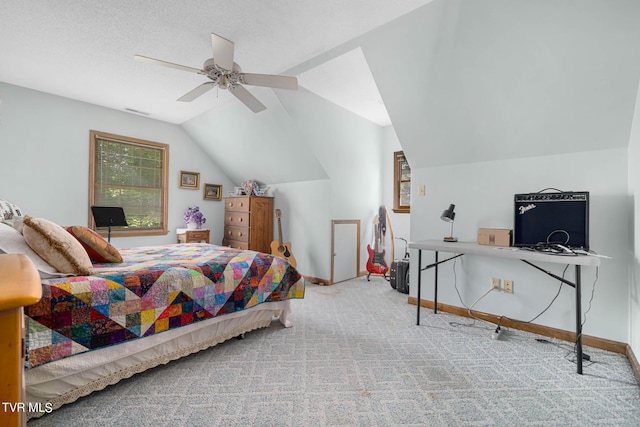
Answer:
3;0;640;187
297;47;391;126
0;0;431;124
180;0;640;185
360;0;640;169
181;87;330;186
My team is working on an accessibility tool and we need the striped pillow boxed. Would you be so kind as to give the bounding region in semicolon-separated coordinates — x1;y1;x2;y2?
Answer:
66;225;123;263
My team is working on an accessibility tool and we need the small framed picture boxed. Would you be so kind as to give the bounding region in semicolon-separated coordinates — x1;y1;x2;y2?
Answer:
179;171;200;189
203;183;222;201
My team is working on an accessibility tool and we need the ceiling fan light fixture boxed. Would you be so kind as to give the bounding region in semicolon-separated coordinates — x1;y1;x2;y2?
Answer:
136;32;298;113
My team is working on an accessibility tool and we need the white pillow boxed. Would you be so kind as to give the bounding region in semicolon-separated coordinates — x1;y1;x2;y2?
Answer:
0;199;24;232
0;222;67;279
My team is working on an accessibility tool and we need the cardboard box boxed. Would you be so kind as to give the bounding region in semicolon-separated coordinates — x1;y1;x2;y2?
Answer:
478;228;512;247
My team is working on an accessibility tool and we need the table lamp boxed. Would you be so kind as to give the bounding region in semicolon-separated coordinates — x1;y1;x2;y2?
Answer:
441;204;458;242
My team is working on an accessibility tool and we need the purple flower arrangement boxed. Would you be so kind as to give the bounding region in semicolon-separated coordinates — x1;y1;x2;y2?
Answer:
183;206;206;228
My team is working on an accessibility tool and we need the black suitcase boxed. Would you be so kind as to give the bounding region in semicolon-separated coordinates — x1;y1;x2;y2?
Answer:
390;259;410;294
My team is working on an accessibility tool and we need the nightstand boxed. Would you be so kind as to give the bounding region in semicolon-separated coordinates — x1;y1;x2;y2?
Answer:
176;228;210;244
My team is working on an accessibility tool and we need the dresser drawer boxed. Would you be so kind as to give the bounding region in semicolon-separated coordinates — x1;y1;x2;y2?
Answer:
225;212;249;227
176;229;210;244
224;226;249;242
223;239;249;250
225;197;250;212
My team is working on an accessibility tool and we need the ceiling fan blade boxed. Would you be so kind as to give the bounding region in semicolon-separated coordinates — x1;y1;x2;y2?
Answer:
211;33;235;72
240;73;298;90
228;84;266;113
177;82;216;102
134;55;202;74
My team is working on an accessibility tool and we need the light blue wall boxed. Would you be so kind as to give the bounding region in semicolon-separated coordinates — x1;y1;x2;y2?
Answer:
354;0;640;344
3;0;640;347
382;126;411;256
0;82;235;248
183;86;387;279
628;80;640;357
410;149;629;341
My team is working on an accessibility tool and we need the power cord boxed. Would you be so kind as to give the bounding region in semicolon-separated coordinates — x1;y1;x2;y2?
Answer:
516;265;599;365
448;258;498;331
493;264;568;334
446;257;598;363
535;338;593;365
572;266;599;362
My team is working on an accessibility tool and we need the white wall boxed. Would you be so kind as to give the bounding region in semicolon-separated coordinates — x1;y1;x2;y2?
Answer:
347;0;640;344
0;82;234;248
264;87;385;279
628;79;640;356
381;126;411;258
183;85;386;280
410;148;629;342
363;0;640;169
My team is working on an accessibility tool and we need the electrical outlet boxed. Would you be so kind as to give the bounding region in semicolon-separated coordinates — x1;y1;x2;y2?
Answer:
503;279;513;294
490;278;501;291
418;185;426;197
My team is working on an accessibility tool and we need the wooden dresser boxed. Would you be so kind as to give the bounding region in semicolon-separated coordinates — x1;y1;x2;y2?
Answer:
223;196;273;253
0;254;42;427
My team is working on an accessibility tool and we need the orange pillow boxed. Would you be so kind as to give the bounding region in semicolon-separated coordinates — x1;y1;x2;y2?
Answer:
66;225;123;263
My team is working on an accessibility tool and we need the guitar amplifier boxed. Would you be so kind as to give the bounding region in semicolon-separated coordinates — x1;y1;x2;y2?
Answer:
390;259;410;294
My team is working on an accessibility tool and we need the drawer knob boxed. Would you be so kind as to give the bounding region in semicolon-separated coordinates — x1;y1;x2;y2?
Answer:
227;230;232;236
239;202;244;207
239;217;243;222
238;232;243;237
228;216;232;221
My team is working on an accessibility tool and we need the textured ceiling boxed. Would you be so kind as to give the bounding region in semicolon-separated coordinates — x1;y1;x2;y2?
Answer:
0;0;431;124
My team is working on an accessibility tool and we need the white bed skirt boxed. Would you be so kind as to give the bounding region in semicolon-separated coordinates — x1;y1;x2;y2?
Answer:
26;300;292;419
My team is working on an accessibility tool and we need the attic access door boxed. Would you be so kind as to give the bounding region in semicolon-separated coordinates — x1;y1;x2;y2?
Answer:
331;220;360;284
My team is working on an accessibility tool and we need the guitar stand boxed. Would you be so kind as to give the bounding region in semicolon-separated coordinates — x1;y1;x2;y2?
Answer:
366;271;389;282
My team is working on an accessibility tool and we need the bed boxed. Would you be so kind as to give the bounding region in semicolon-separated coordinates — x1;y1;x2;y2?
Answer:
22;242;304;419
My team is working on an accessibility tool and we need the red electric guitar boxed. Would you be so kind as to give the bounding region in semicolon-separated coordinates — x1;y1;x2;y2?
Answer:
366;207;389;281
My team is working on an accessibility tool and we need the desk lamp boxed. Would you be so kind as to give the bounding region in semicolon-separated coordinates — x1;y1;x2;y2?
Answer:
91;206;128;243
441;204;458;242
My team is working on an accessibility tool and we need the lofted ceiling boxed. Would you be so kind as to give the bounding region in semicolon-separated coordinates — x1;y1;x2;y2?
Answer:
0;0;431;125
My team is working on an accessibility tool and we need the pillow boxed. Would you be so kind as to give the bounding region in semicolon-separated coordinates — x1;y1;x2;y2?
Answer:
22;216;93;276
66;225;123;263
0;199;25;231
0;222;67;279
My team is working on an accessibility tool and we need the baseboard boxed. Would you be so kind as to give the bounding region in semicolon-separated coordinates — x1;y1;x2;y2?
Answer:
627;344;640;385
306;272;373;286
408;296;628;355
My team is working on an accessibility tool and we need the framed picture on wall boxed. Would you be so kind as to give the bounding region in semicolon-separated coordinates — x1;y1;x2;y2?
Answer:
203;183;222;201
179;171;200;189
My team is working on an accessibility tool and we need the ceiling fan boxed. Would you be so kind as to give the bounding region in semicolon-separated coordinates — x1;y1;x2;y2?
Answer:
134;33;298;113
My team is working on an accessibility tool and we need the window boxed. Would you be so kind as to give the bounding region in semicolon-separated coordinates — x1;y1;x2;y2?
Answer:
393;151;411;213
89;130;169;237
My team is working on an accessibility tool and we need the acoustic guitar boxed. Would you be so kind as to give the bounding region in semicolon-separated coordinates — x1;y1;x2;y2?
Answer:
270;209;297;268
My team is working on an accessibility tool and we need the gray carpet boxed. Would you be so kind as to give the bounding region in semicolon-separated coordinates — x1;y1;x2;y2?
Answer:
29;276;640;426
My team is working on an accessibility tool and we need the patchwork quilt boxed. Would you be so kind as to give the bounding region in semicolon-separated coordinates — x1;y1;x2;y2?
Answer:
25;244;304;368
